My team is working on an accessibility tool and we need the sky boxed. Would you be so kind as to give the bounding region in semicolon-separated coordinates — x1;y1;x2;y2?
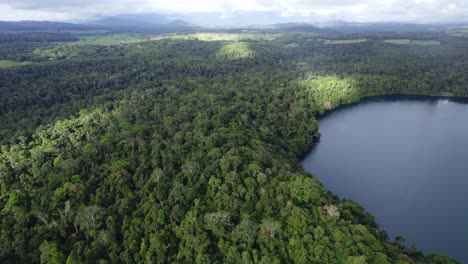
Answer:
0;0;466;23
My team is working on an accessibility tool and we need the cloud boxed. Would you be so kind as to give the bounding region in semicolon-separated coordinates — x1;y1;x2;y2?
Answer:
2;0;95;10
0;0;466;23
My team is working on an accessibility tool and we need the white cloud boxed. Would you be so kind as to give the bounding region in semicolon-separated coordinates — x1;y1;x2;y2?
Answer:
0;3;74;20
0;0;466;22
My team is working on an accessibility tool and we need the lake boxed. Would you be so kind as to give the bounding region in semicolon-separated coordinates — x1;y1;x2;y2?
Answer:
302;96;468;262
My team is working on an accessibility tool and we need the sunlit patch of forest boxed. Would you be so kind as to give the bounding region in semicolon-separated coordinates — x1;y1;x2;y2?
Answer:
383;39;440;45
321;39;368;44
0;60;35;68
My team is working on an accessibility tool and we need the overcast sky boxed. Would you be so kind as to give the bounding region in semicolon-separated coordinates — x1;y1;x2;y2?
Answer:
0;0;466;23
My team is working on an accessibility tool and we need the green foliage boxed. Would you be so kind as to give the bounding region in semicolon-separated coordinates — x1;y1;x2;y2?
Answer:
39;241;66;264
216;42;256;60
0;30;465;263
289;176;323;204
75;33;151;46
422;253;461;264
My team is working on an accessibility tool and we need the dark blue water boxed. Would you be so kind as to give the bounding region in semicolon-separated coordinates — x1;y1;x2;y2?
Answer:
302;96;468;262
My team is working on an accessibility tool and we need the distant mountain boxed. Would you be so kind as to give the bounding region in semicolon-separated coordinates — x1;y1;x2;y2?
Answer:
83;12;468;30
0;21;97;31
88;12;311;27
90;17;143;27
261;23;339;36
413;14;468;24
2;17;461;36
0;18;198;35
89;14;198;31
180;11;306;26
272;23;316;29
313;20;354;28
90;13;172;27
166;20;194;28
323;21;448;34
109;13;171;24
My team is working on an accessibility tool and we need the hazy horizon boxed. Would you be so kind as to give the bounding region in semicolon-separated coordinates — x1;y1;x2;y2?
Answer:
0;0;467;25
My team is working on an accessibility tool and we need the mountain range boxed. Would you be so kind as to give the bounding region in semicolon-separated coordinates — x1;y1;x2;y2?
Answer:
0;13;465;35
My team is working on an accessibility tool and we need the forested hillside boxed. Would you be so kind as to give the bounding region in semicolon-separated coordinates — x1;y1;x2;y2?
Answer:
0;30;466;263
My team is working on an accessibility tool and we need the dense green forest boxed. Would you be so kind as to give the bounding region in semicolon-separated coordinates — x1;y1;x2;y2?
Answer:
0;28;466;263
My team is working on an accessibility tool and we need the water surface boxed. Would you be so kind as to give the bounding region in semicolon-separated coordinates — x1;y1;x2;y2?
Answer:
302;96;468;262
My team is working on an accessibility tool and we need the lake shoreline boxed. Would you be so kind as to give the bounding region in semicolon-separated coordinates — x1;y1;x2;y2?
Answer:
316;92;468;120
302;97;468;262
